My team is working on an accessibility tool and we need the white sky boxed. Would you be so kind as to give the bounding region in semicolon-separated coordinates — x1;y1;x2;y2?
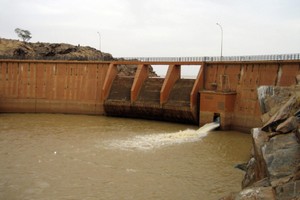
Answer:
1;0;300;58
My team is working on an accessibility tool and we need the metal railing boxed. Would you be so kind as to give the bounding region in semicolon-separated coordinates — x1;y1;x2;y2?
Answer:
117;53;300;62
1;53;299;62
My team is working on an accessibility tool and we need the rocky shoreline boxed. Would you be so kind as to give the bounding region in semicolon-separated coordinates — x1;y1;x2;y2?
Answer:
222;84;300;199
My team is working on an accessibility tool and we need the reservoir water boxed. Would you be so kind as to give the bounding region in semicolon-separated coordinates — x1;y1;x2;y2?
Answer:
0;114;251;200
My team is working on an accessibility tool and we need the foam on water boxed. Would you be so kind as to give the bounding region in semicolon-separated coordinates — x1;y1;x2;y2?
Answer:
103;122;220;151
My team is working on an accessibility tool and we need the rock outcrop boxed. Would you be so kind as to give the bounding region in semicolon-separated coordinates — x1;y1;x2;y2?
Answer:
0;38;113;60
0;38;157;77
222;85;300;200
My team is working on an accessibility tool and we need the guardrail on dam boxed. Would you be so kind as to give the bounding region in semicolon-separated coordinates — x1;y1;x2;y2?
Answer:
118;53;300;62
1;58;300;132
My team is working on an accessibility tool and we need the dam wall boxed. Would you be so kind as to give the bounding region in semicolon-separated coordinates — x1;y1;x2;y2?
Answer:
1;59;300;132
200;60;300;131
0;60;110;114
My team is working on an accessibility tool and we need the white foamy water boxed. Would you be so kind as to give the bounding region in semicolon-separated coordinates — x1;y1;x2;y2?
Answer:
104;122;220;151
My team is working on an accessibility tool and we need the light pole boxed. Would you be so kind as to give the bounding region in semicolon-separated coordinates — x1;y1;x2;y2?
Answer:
97;31;101;52
216;23;223;60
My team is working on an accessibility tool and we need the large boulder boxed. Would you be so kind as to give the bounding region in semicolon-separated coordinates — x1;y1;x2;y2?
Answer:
262;95;298;132
242;128;269;188
234;187;275;200
262;132;300;180
276;116;299;133
275;180;300;200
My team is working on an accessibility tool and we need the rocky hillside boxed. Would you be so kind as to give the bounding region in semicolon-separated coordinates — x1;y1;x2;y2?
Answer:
0;38;157;76
0;38;113;60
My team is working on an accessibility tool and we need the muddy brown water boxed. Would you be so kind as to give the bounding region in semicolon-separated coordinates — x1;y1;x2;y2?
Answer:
0;114;251;200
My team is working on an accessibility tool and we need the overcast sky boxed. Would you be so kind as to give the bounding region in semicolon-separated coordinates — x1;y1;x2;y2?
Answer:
1;0;300;58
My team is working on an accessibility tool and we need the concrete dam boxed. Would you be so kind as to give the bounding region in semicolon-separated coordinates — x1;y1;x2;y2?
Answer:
1;58;300;132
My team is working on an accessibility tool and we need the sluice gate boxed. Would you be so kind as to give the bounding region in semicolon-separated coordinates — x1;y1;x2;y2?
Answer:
103;63;202;124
